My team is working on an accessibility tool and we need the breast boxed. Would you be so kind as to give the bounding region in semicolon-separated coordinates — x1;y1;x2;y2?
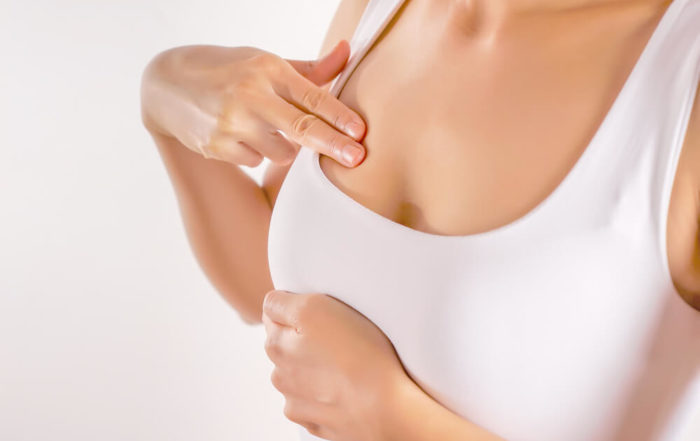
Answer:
268;147;699;441
318;11;644;239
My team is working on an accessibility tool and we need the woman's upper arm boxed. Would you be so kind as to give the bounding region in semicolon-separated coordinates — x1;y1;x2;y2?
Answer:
262;0;370;207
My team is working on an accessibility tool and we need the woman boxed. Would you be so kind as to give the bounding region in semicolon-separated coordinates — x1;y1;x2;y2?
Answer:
141;0;700;440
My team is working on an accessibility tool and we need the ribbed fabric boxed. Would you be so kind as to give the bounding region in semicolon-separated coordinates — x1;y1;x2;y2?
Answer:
268;1;700;439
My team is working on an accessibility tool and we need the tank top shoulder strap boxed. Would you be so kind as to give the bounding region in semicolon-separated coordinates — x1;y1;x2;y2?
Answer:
642;0;700;267
624;0;700;139
571;0;700;279
328;0;406;97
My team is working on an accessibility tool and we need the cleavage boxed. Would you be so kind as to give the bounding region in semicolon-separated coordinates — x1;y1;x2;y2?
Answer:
317;2;668;236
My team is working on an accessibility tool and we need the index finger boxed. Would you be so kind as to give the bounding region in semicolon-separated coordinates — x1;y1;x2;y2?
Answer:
272;60;366;141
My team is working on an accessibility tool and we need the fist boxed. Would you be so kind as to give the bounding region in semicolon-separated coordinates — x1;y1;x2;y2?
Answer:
261;290;405;441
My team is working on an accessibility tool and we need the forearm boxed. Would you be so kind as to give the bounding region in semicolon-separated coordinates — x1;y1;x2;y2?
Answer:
149;130;273;324
381;375;507;441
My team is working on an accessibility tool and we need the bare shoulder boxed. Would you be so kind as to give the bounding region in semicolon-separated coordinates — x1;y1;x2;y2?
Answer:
687;82;700;300
262;0;371;208
669;79;700;307
683;81;700;227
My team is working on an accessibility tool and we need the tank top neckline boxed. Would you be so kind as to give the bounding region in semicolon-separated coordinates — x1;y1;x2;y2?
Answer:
309;0;687;243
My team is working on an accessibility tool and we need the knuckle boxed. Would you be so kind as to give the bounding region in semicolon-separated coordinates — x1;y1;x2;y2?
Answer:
201;137;225;160
250;52;286;79
203;145;218;160
226;76;257;104
263;336;281;359
290;113;318;140
327;135;345;160
332;112;343;131
316;388;338;405
283;400;301;423
301;87;325;111
249;51;278;71
231;74;255;92
217;104;244;136
270;368;285;392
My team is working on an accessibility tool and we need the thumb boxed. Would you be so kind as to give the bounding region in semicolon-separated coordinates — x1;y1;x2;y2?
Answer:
285;39;351;86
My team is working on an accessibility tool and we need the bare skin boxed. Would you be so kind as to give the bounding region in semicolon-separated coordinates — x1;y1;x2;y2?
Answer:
140;0;373;324
312;0;700;310
143;0;699;323
143;0;699;438
261;289;509;440
256;0;700;438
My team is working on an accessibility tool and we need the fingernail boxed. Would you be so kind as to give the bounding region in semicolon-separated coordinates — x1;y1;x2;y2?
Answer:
341;144;363;166
346;121;364;139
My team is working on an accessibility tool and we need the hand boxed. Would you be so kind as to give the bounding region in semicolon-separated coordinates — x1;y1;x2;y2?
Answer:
261;290;405;441
140;41;367;167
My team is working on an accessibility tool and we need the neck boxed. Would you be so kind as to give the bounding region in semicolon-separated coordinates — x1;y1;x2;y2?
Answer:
424;0;672;45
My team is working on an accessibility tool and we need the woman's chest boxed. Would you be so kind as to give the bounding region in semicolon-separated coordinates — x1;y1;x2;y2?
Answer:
268;174;690;440
318;5;700;301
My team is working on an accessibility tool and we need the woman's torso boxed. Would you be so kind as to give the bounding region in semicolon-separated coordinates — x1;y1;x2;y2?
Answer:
321;0;700;306
268;0;700;440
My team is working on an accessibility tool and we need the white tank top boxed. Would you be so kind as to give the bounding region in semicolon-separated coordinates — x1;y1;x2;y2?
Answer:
268;1;700;440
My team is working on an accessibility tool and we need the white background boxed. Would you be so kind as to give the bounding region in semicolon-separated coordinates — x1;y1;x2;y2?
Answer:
0;1;334;439
1;1;699;440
